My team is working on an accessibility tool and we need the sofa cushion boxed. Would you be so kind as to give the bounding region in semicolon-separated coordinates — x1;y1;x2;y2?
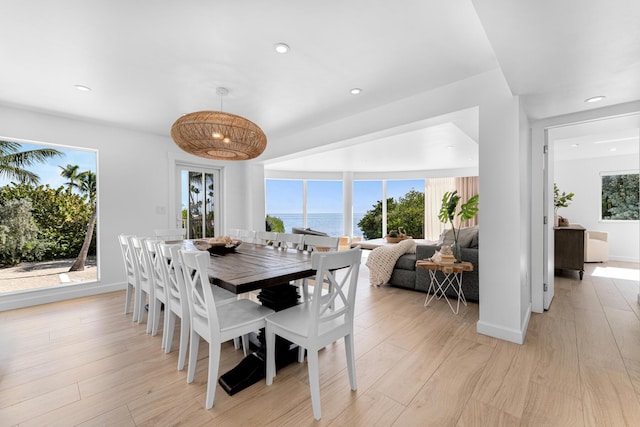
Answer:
439;225;478;248
395;253;417;270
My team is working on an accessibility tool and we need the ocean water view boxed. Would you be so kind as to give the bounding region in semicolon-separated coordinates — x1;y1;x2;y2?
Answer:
269;213;366;237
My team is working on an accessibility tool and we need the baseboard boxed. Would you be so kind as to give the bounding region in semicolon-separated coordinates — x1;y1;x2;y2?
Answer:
608;256;640;263
0;281;125;312
476;306;530;345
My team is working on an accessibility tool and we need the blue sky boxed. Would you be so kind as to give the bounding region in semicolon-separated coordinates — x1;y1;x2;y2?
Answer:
0;141;97;189
266;179;423;214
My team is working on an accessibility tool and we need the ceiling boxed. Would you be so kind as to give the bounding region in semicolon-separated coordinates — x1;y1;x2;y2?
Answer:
1;0;638;170
552;113;640;161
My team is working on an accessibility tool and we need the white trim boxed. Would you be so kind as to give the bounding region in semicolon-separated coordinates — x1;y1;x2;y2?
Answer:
168;153;224;237
477;316;528;345
0;281;123;312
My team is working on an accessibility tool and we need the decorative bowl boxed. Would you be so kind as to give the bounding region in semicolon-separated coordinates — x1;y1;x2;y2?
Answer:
207;240;242;255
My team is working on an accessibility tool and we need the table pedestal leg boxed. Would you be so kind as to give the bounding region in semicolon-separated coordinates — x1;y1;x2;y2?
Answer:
218;283;299;395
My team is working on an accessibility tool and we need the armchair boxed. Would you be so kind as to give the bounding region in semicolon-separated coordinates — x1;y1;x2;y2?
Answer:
585;230;609;262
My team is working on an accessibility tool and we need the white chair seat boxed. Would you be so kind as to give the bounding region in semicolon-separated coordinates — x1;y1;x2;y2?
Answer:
265;303;350;341
193;298;274;339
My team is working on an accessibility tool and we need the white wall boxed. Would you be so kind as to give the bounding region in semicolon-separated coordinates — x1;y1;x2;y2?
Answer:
519;104;533;327
555;154;640;262
0;105;248;310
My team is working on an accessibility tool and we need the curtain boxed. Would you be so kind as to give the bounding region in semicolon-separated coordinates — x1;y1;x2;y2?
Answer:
424;177;455;241
454;176;479;228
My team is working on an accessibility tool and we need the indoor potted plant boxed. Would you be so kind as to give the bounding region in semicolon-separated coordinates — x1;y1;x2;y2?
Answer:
553;183;574;226
438;191;479;262
385;226;408;243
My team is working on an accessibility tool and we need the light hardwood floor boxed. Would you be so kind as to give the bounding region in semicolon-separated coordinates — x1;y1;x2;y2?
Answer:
1;259;639;426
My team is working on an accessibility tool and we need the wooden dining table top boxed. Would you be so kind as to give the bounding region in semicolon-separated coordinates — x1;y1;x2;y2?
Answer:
182;241;315;294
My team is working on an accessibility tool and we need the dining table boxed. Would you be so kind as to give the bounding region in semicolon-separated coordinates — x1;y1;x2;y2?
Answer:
182;240;316;394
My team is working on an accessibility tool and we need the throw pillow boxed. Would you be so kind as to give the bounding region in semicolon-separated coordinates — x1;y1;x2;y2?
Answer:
438;226;478;248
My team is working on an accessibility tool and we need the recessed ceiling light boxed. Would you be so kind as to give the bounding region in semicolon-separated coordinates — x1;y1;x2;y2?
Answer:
609;147;617;152
447;146;454;149
571;143;579;148
350;88;362;95
74;84;91;92
274;43;289;54
585;95;605;103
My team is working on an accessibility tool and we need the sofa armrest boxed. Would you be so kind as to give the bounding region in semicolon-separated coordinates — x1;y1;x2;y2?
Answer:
416;245;439;260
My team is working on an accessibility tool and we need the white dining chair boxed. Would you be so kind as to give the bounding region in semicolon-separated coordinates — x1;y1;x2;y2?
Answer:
255;230;278;245
145;239;168;337
157;243;190;369
265;247;362;420
154;228;186;242
275;232;304;250
118;234;140;321
128;236;158;333
300;234;340;302
302;234;340;252
158;244;240;370
229;228;256;243
180;250;275;409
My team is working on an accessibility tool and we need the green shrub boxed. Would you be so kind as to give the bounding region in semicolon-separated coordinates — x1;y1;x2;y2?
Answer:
0;198;46;266
0;183;95;261
357;189;425;239
266;215;285;233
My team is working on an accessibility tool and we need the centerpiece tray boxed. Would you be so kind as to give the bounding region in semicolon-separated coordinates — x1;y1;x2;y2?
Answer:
193;237;242;255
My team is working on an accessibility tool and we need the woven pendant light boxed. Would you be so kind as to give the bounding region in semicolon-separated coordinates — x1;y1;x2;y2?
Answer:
170;88;267;160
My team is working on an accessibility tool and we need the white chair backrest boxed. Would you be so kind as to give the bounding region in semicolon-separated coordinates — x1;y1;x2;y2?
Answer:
255;231;279;245
118;234;135;279
229;229;256;243
276;233;304;250
129;236;153;290
158;243;190;314
154;228;186;242
180;250;221;336
146;239;167;297
308;247;361;338
302;235;340;252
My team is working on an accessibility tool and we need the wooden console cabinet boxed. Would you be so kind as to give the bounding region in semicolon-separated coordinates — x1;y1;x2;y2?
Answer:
554;225;585;280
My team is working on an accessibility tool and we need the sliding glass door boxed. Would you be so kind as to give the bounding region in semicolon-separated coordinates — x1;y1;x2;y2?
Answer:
177;165;220;239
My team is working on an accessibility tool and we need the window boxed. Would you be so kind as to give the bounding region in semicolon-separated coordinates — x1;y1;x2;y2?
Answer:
601;171;639;220
0;139;98;293
266;179;344;236
307;180;343;236
353;179;425;240
353;180;382;237
265;179;304;233
387;179;425;239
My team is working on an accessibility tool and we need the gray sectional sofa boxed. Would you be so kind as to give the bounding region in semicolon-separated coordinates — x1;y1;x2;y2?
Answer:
386;227;479;302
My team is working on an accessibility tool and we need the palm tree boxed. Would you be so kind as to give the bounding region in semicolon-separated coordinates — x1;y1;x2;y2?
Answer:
59;164;82;193
69;170;97;272
0;140;63;184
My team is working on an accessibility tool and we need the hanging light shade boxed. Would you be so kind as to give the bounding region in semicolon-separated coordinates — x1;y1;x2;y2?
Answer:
170;88;267;160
